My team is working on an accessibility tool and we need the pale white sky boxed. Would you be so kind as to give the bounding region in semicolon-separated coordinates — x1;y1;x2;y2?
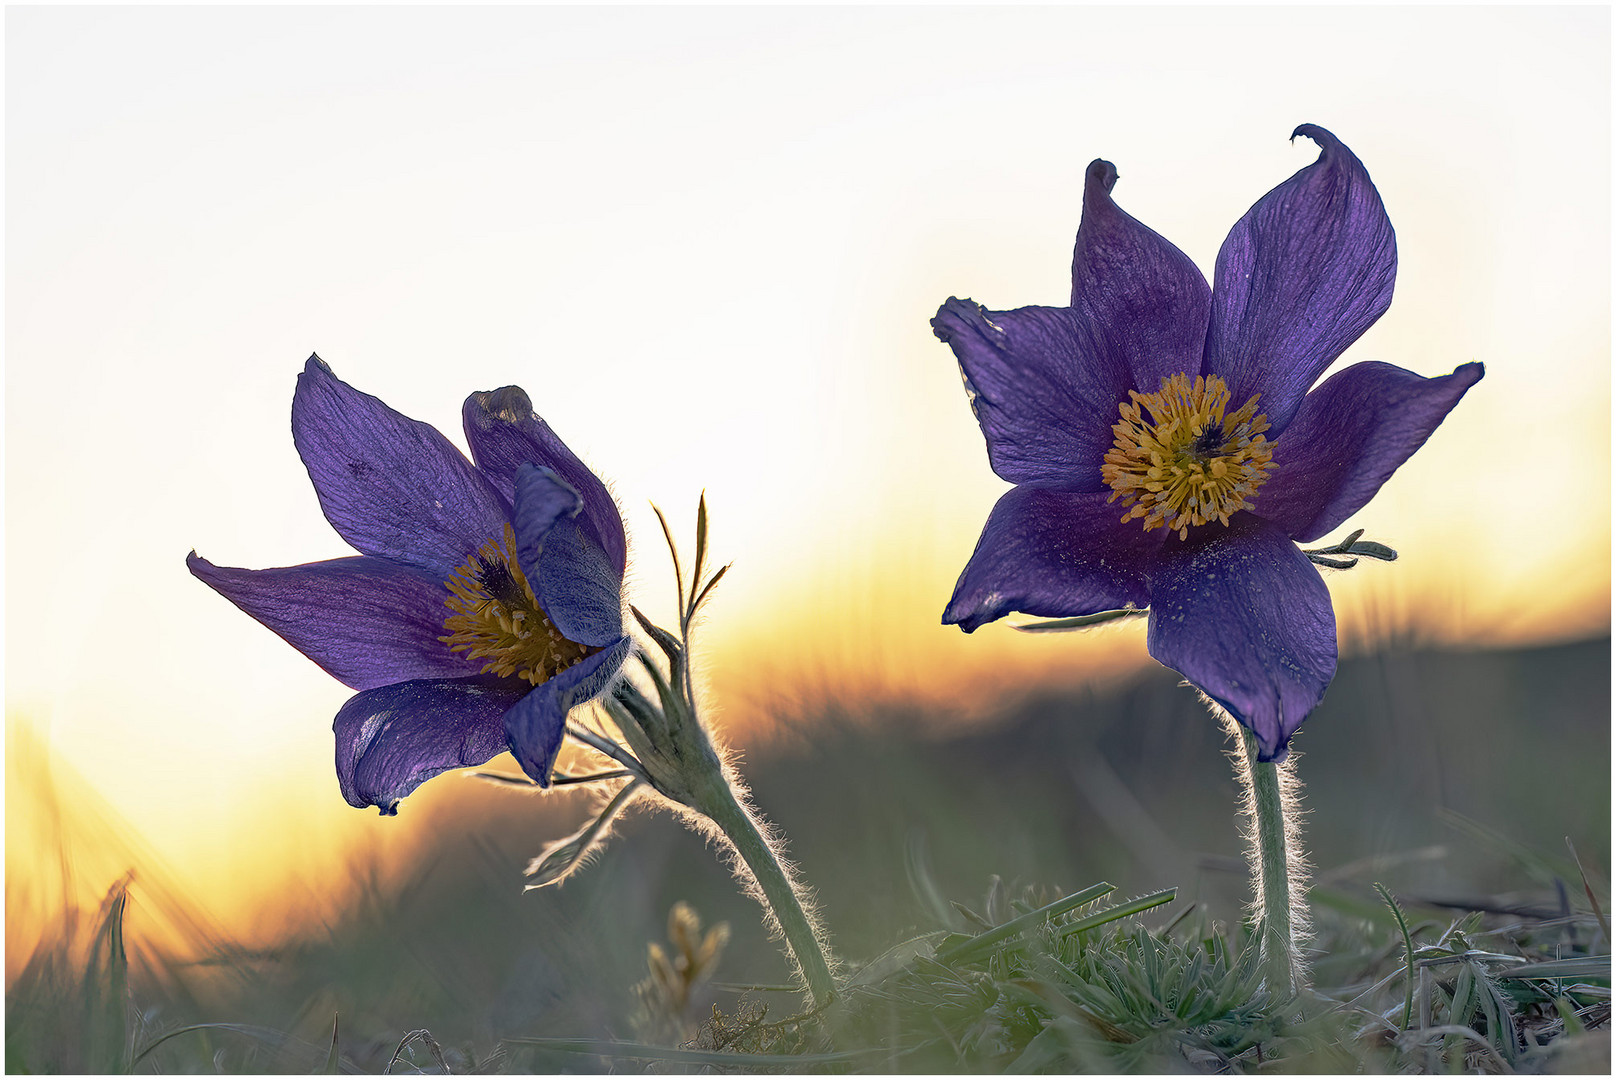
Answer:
7;6;1609;923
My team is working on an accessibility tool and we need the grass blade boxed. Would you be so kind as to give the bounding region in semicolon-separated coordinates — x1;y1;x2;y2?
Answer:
1055;888;1178;941
1495;956;1611;980
1374;882;1417;1031
1566;837;1610;943
936;882;1114;964
323;1014;341;1074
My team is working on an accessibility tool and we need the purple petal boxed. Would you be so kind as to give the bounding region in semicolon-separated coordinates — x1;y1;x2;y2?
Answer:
932;300;1121;491
511;466;625;647
1146;515;1337;761
503;636;633;785
291;356;509;576
188;552;481;691
511;464;583;578
1259;361;1484;543
933;164;1211;491
1069;158;1212;391
535;521;627;648
463;386;628;578
333;674;530;814
945;487;1164;632
1205;126;1398;436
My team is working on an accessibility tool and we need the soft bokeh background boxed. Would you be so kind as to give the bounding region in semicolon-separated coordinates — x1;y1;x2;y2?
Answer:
7;1;1609;995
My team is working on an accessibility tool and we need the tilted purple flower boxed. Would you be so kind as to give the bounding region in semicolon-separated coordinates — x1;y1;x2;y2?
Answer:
189;357;631;813
934;125;1482;761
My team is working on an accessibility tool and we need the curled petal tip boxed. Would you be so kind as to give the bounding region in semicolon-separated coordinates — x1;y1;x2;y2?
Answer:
1084;158;1119;199
305;352;331;374
468;384;535;424
1289;123;1341;153
929;296;978;343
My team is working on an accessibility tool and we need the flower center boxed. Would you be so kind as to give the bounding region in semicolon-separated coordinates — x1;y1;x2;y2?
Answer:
440;524;595;685
1101;373;1274;540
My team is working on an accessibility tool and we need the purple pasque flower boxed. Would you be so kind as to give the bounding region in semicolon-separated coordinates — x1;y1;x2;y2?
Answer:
188;356;631;814
934;125;1482;762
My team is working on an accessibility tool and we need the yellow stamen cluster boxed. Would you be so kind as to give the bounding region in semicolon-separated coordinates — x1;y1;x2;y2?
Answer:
441;524;594;685
1101;373;1274;540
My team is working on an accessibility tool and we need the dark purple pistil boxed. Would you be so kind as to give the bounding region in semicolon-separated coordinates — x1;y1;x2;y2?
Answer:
477;558;523;608
1192;425;1224;457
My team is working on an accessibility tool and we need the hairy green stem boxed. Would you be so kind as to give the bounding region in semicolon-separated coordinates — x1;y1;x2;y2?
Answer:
693;777;837;1007
1240;728;1300;1000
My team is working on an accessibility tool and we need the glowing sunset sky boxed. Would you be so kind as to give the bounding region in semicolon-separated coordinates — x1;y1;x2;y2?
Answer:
6;6;1608;931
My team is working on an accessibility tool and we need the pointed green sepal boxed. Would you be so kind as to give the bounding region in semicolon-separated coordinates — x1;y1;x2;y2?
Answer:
525;780;644;889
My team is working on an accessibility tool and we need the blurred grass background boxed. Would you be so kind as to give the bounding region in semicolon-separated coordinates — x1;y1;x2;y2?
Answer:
6;631;1607;1071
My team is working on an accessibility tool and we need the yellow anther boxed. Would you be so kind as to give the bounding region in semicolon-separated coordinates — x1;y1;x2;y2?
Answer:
440;524;595;685
1101;373;1274;540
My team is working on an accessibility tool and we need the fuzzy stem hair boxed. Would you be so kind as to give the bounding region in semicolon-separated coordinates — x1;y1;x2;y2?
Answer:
1219;710;1311;1000
681;747;838;1008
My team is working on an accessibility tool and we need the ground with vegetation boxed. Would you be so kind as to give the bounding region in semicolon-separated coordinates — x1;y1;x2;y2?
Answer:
7;635;1609;1072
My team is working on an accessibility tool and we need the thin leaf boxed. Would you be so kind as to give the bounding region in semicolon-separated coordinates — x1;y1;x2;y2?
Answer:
1374;882;1417;1032
692;491;709;613
650;502;685;615
524;780;643;889
1495;956;1611;980
1566;837;1611;943
634;649;685;742
1055;889;1179;941
134;1023;320;1069
1347;539;1398;561
1014;609;1145;633
564;725;645;776
82;876;131;1072
1304;528;1363;554
323;1014;341;1074
630;605;684;664
550;770;634;786
472;770;538;788
938;882;1115;964
690;562;731;618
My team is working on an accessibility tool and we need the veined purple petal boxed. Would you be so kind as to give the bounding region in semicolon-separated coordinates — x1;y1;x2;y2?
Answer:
1259;361;1484;543
511;465;625;647
1206;126;1398;437
1070;159;1212;392
188;552;481;691
535;520;627;648
291;356;509;576
933;300;1120;491
333;674;530;814
463;386;628;578
945;487;1163;632
504;637;633;785
511;464;583;576
1146;515;1336;761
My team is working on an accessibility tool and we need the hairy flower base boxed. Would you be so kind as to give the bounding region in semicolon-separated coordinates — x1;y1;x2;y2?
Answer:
441;524;595;685
1102;373;1274;539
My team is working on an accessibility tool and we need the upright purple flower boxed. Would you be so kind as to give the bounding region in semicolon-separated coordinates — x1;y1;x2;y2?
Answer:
189;357;631;814
935;125;1481;761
